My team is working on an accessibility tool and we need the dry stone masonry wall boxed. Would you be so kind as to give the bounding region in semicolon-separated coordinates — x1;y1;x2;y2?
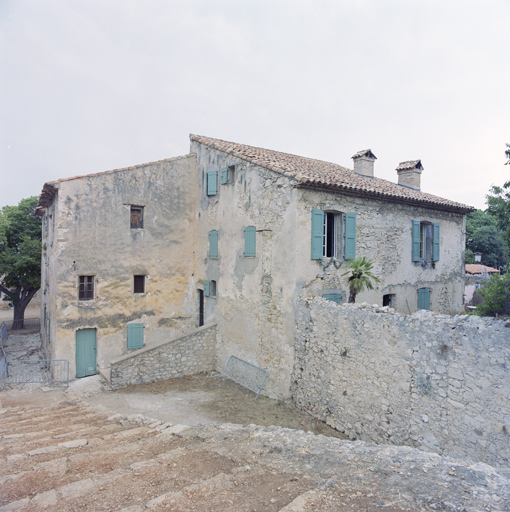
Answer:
110;324;216;388
292;300;510;468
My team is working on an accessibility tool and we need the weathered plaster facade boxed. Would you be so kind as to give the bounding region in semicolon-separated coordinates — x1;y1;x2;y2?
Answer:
39;155;198;378
38;135;473;398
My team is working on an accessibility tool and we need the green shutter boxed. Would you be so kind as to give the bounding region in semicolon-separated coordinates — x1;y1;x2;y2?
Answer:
344;213;356;260
220;167;228;184
433;223;440;262
412;220;421;261
311;209;324;260
206;171;217;196
127;323;144;349
417;288;430;310
75;329;97;378
323;293;342;304
204;280;210;297
244;226;256;257
209;230;218;259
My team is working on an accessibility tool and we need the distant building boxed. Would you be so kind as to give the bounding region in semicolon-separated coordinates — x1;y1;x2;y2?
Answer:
464;264;501;304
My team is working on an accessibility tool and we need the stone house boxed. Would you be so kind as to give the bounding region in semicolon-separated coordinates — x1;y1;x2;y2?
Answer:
464;263;501;305
37;135;473;394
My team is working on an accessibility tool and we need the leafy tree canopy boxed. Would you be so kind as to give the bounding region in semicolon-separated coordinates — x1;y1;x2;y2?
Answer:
475;269;510;317
0;196;42;328
465;209;508;269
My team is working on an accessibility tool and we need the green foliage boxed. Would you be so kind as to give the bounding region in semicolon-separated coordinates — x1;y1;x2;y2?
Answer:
505;143;510;165
342;256;380;303
0;197;42;324
475;269;510;317
465;210;508;268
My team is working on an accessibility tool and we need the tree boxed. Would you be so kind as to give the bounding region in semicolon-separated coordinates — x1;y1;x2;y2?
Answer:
465;210;508;269
475;269;510;317
505;143;510;165
342;256;380;303
0;197;42;329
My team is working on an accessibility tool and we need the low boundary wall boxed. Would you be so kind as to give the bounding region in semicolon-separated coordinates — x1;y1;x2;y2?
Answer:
291;299;510;468
110;323;216;389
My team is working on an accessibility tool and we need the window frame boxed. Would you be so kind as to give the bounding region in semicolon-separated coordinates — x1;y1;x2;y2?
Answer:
412;220;440;262
78;275;94;301
311;209;356;260
130;206;144;229
133;275;145;294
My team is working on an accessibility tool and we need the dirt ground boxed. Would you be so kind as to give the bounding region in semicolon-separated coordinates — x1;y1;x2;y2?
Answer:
90;373;348;439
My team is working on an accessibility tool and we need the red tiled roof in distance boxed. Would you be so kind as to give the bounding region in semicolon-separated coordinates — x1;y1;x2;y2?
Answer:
190;135;473;213
465;264;501;275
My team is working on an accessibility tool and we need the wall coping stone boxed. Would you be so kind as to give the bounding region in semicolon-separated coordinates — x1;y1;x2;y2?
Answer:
110;323;217;365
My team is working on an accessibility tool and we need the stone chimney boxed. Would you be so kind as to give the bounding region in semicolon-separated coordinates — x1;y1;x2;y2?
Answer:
396;160;423;191
352;149;377;178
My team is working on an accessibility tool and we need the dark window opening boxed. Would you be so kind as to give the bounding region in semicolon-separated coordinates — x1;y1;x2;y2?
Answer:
134;275;145;294
198;289;204;326
383;294;396;307
79;276;94;300
324;212;344;258
420;222;433;261
210;280;217;298
130;206;144;229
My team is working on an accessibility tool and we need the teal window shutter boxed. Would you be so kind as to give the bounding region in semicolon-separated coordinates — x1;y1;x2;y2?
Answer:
206;171;217;196
323;293;342;304
433;223;440;262
344;213;356;260
244;226;256;257
204;280;211;297
220;167;228;184
417;288;430;310
412;220;421;261
209;230;218;259
127;323;144;349
311;209;324;260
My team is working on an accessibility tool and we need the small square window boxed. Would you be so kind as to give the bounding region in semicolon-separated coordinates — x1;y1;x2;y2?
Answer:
130;206;144;229
383;294;396;307
134;275;145;294
210;280;217;298
79;276;94;300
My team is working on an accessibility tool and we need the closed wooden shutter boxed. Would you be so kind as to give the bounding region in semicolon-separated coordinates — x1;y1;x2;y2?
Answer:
209;230;218;259
412;220;421;261
417;288;430;310
206;171;217;195
344;213;356;260
220;167;229;184
127;323;144;349
244;226;256;257
433;223;440;262
311;209;324;260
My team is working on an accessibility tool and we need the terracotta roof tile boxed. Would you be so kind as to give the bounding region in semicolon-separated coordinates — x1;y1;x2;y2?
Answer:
190;135;473;212
465;264;501;275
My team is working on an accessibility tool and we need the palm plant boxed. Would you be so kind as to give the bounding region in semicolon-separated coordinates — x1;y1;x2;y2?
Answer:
342;256;380;303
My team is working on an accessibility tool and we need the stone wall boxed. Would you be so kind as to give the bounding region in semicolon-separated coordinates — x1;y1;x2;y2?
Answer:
110;323;216;389
292;299;510;468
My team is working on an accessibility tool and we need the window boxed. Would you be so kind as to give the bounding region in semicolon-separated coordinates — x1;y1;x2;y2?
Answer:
412;221;440;262
206;171;218;196
127;323;144;349
244;226;256;257
130;206;144;229
221;165;235;184
323;293;342;304
311;209;356;260
417;288;431;310
383;294;396;307
208;230;218;259
79;276;94;300
203;280;217;297
134;275;145;294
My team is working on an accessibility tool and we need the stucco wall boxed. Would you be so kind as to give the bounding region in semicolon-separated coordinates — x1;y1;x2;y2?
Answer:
292;299;510;468
42;155;199;378
192;141;300;398
295;188;466;315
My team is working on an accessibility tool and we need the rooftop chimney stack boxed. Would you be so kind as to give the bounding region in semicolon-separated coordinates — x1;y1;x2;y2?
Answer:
396;160;423;191
352;149;377;178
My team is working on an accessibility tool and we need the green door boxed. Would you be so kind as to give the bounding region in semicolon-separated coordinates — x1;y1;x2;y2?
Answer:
76;328;97;378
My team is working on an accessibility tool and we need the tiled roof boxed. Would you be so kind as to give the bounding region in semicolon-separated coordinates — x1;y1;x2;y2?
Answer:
465;264;501;275
396;160;423;171
190;135;473;212
352;149;376;160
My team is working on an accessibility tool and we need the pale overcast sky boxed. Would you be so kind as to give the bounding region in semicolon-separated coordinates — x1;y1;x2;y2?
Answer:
1;0;509;210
